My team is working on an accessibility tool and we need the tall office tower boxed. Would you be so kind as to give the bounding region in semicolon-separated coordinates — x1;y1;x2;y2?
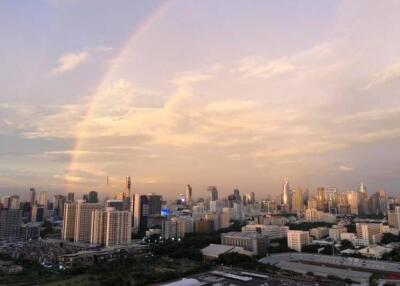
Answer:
325;187;338;212
291;187;304;213
1;196;11;209
9;195;20;210
90;208;132;247
28;188;36;205
125;176;132;198
347;191;359;215
106;199;124;211
316;187;325;211
368;190;387;215
67;192;74;202
337;192;350;214
0;209;22;241
207;186;218;201
38;191;48;207
53;195;66;218
250;192;256;204
74;201;102;243
282;180;290;205
62;202;77;241
185;184;193;204
394;206;400;229
233;188;241;202
87;191;98;203
358;183;369;215
308;197;317;209
132;193;162;234
31;205;45;222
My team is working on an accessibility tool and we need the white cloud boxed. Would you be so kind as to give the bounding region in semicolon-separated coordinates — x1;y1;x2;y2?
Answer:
338;165;353;172
52;52;89;74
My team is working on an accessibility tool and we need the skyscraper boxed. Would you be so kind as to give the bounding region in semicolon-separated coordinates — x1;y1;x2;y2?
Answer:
88;191;98;203
316;187;325;211
38;191;47;207
28;188;36;205
207;186;218;201
291;187;304;213
53;195;66;218
0;209;22;241
9;195;20;210
67;192;74;202
282;180;290;206
185;184;192;204
132;193;162;234
125;176;131;198
62;202;77;241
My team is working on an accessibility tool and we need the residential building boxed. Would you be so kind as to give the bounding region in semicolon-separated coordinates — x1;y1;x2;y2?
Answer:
221;231;268;256
287;230;310;252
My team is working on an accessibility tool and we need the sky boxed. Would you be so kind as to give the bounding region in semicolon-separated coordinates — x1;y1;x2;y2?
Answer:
1;0;400;200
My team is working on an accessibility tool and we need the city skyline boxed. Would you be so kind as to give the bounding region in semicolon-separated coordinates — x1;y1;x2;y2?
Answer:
2;0;400;198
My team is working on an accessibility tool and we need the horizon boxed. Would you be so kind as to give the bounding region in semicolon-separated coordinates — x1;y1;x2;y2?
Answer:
1;0;400;199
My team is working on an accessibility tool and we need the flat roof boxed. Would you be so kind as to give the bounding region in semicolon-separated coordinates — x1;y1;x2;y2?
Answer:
260;252;400;273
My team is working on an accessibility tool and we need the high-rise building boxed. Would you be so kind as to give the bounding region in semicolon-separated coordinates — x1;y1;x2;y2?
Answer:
1;196;11;209
28;188;36;205
185;184;192;204
9;195;20;210
347;191;358;214
53;195;66;218
38;191;48;207
316;187;325;211
291;187;303;213
132;194;162;234
31;205;45;222
67;192;74;202
282;180;290;206
87;191;98;203
106;199;124;211
74;201;102;243
387;206;400;229
62;202;77;241
0;209;22;241
125;176;132;198
90;207;132;247
358;183;369;215
207;186;218;201
287;230;310;252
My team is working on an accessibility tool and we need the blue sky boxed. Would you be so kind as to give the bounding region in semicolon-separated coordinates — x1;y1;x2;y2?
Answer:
1;0;400;200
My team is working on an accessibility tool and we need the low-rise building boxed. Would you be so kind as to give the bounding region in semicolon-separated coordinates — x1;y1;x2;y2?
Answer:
221;231;268;256
328;225;347;241
309;227;329;239
242;224;288;239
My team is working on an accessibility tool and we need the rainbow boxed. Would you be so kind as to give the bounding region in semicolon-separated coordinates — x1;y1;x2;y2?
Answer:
66;1;169;192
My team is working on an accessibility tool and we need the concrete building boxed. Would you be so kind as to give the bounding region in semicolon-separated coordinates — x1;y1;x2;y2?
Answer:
242;224;288;239
31;205;45;222
0;209;22;241
221;231;268;256
356;223;383;245
310;227;329;239
90;208;132;247
287;230;310;252
328;225;347;241
207;186;218;201
62;202;77;241
74;201;102;243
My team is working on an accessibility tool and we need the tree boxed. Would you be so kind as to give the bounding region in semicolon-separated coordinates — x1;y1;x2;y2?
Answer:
340;239;354;250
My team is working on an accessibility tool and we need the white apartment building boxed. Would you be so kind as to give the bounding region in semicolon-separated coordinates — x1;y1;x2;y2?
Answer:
287;230;311;252
329;225;347;241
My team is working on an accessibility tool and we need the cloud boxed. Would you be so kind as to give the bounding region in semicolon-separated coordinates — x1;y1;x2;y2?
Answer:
338;165;353;172
51;46;112;75
362;62;400;90
52;52;89;74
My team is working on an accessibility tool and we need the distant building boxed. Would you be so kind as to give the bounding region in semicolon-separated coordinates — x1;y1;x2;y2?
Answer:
38;191;48;207
62;202;77;241
0;209;22;241
185;184;192;205
242;224;288;240
28;188;36;205
221;231;268;256
310;227;329;239
329;225;347;241
31;205;45;222
74;201;102;242
287;230;310;252
356;223;383;245
87;191;98;203
207;186;218;201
